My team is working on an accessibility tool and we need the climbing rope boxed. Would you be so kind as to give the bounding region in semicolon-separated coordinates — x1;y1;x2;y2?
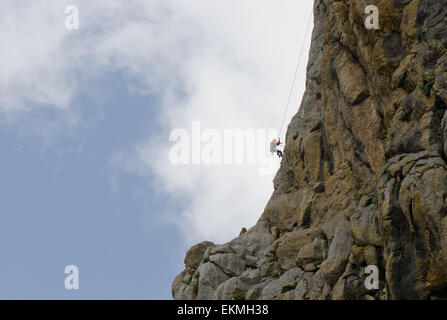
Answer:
278;9;314;138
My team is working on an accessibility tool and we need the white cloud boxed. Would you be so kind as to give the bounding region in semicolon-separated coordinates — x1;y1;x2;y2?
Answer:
0;1;73;113
106;1;314;244
1;0;313;244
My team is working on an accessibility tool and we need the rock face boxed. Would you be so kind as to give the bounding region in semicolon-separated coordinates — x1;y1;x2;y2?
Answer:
172;0;447;300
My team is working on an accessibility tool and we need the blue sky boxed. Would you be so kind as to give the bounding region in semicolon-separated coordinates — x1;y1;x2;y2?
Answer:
0;73;185;299
0;1;312;299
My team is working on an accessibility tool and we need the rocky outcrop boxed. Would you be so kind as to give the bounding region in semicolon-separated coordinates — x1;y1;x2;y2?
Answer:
172;0;447;300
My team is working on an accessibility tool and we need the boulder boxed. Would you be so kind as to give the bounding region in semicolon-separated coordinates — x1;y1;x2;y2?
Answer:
296;238;328;266
350;205;381;247
184;241;214;272
275;229;318;269
196;262;229;300
260;268;304;300
209;253;246;277
315;219;352;287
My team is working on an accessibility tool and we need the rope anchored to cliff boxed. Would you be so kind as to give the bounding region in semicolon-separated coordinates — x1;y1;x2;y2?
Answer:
278;10;313;139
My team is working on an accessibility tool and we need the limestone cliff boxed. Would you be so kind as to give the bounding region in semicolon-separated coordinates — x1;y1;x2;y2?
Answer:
172;0;447;300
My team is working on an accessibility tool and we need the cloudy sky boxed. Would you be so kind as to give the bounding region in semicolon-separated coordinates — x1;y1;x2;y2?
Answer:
0;0;313;299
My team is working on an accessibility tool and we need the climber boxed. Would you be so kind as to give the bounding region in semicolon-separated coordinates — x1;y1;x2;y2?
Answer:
276;138;283;158
270;139;283;158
